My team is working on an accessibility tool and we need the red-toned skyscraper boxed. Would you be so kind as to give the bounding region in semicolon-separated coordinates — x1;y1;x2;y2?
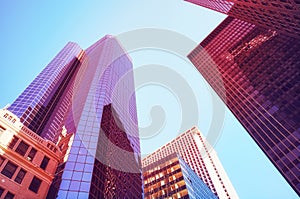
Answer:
8;36;142;198
188;16;300;195
185;0;300;39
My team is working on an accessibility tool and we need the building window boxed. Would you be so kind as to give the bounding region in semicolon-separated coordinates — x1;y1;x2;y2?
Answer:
27;148;37;162
1;161;17;179
15;141;29;156
0;125;6;133
8;136;18;150
14;169;26;184
4;191;14;199
29;176;42;193
0;187;4;197
40;156;50;170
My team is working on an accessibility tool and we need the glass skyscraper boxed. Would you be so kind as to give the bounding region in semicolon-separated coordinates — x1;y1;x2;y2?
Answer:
8;42;84;143
188;16;300;195
185;0;300;39
8;35;142;198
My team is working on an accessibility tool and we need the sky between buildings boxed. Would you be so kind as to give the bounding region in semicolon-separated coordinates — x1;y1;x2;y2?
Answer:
0;1;298;198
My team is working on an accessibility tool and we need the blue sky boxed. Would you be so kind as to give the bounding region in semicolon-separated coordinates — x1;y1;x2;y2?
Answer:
0;1;298;198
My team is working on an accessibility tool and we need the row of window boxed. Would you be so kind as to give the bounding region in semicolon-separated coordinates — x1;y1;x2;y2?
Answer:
8;135;50;170
0;187;14;199
0;157;42;194
3;114;16;124
0;159;26;184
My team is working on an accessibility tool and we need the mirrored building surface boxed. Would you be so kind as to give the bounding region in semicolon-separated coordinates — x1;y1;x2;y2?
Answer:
188;16;300;195
8;36;142;199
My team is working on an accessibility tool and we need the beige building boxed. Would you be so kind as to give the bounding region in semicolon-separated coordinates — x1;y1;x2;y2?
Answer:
143;126;239;199
0;109;61;199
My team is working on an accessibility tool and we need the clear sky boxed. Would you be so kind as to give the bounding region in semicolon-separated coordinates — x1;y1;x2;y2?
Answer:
0;1;298;198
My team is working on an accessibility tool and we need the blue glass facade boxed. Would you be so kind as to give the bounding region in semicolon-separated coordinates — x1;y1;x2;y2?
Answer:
179;156;218;199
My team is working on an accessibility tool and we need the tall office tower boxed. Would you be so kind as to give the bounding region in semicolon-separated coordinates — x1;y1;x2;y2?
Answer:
187;16;300;195
8;35;142;199
8;42;84;143
142;126;239;199
143;153;218;199
185;0;300;38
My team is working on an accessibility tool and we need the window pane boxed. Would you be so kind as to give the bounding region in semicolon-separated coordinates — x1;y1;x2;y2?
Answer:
0;187;4;197
4;191;14;199
8;136;18;149
29;176;42;193
14;169;26;184
27;148;37;162
0;125;6;134
15;141;29;156
40;156;50;170
1;161;17;179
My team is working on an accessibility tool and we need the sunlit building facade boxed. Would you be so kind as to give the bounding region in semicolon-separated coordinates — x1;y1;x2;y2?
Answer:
185;0;300;38
143;153;217;199
8;36;142;198
187;16;300;195
0;109;61;199
142;126;239;199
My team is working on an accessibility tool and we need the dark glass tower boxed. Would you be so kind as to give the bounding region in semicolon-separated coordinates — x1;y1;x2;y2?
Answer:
185;0;300;39
8;35;142;198
8;42;84;143
188;16;300;195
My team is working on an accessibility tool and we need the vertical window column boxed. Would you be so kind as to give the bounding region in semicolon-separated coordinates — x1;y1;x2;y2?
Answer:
15;141;29;156
14;168;26;184
1;161;18;179
27;148;37;162
40;156;50;170
7;136;19;150
4;191;15;199
29;176;42;193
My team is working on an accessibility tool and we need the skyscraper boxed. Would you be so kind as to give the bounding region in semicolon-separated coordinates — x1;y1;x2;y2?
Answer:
143;153;217;199
142;126;239;199
187;16;300;195
185;0;300;39
8;35;142;198
8;42;84;143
